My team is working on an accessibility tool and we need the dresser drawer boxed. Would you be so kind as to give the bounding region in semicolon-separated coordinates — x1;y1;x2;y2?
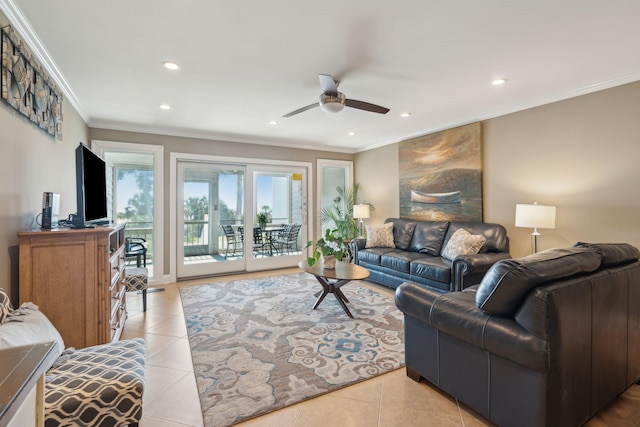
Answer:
110;252;124;288
110;285;125;319
110;303;126;342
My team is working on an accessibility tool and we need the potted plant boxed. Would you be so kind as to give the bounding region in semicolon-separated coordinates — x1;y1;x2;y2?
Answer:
305;228;348;268
256;205;272;229
320;184;372;240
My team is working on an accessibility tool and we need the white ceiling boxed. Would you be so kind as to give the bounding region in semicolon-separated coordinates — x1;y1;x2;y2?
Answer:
3;0;640;153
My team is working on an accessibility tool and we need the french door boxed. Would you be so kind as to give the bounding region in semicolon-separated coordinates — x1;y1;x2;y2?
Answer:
175;158;309;279
177;161;246;277
93;140;164;284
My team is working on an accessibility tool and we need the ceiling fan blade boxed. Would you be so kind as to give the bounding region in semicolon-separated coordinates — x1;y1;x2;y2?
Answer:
345;99;390;114
282;102;319;118
318;74;338;95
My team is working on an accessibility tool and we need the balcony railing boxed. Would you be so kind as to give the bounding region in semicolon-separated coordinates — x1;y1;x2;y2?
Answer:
124;218;300;259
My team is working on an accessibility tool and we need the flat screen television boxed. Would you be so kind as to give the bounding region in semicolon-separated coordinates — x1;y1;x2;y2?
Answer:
72;143;109;228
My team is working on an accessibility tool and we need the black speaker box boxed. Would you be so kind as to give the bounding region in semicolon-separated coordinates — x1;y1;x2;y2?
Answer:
42;192;60;229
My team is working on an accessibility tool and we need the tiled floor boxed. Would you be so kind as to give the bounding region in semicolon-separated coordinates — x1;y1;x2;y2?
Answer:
122;268;640;427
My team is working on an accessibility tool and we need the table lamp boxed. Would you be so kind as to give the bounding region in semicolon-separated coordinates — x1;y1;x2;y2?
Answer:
353;204;370;238
515;202;556;253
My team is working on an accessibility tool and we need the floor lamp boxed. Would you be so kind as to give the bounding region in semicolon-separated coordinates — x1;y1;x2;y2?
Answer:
353;204;370;238
515;202;556;253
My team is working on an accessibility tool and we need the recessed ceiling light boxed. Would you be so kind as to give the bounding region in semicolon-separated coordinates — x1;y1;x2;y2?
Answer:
160;104;171;110
269;120;278;125
492;78;508;86
163;61;180;70
401;112;411;118
348;132;355;136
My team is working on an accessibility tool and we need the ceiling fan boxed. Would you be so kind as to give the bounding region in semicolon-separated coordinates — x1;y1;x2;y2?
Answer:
283;74;390;118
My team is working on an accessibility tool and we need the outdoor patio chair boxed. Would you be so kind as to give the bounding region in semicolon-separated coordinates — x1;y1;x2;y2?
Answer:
220;225;242;258
253;226;265;257
125;237;147;267
274;224;301;254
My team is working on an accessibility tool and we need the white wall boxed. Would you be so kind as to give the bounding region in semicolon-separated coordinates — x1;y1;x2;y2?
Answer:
356;81;640;258
0;93;89;304
353;143;399;226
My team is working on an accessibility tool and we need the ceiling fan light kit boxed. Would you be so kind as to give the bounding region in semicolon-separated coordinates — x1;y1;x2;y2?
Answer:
283;74;389;118
319;93;345;113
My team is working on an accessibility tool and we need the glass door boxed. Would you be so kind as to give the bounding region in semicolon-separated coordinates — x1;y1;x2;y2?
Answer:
246;165;307;271
177;161;246;278
317;160;353;238
97;141;164;285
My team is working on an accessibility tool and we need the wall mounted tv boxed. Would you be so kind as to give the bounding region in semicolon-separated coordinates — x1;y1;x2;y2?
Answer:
71;143;109;228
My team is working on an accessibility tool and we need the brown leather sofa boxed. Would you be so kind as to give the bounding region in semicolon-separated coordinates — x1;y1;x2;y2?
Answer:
351;218;510;292
395;243;640;427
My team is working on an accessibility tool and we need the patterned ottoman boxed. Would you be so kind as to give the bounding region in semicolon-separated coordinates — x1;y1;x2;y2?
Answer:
124;267;148;312
44;338;146;427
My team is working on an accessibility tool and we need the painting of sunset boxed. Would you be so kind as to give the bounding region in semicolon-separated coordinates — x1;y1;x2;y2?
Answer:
399;122;482;222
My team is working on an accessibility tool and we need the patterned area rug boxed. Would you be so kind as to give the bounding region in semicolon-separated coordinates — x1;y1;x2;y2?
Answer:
179;272;404;427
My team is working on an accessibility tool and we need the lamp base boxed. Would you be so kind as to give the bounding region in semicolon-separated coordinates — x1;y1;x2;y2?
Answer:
358;219;365;238
531;229;541;253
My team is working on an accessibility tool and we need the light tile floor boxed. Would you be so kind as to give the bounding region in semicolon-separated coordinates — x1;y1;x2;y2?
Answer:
122;268;640;427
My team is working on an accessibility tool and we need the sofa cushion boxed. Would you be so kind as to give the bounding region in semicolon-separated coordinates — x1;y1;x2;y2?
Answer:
441;228;486;260
475;247;602;315
365;222;395;248
409;221;449;256
45;338;145;426
0;309;65;359
357;247;396;266
391;220;417;250
381;250;426;273
410;257;452;283
574;242;640;268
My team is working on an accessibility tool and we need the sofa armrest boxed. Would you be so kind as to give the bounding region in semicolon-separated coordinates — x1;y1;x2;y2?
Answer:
396;282;549;372
350;238;367;264
451;252;512;291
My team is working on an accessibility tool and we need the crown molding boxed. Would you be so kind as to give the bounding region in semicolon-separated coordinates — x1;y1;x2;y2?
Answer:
0;0;88;122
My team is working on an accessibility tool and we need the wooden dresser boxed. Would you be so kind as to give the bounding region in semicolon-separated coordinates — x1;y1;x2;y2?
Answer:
18;224;127;349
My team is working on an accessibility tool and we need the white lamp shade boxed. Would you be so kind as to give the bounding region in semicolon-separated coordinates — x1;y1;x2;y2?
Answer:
515;203;556;229
353;204;370;219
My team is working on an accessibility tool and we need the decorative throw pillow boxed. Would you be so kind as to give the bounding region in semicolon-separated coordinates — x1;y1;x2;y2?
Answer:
0;288;13;324
365;222;395;248
393;221;417;250
0;302;8;324
441;228;486;260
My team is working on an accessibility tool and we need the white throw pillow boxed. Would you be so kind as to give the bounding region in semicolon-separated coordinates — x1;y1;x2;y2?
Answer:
441;228;486;260
365;222;395;248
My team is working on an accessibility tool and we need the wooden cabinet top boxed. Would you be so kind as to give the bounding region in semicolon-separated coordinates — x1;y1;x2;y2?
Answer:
18;223;125;238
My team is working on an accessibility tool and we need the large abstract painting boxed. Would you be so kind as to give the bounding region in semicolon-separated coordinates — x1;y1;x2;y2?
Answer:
399;122;482;222
1;25;63;140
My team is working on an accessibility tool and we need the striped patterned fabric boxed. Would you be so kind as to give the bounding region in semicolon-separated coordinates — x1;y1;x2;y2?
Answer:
0;287;12;324
44;338;146;427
